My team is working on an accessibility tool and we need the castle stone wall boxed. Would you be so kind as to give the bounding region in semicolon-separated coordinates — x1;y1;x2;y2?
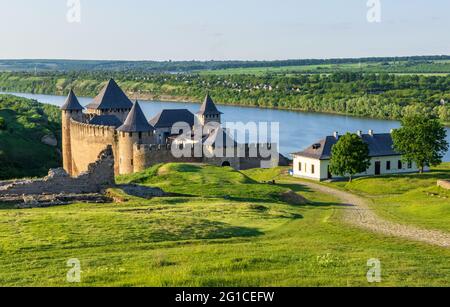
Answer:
437;180;450;190
133;144;202;172
70;120;119;176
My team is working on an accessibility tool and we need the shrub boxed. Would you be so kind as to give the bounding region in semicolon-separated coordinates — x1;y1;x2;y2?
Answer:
0;117;6;130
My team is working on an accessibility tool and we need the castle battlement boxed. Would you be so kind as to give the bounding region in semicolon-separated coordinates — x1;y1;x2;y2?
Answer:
70;119;117;137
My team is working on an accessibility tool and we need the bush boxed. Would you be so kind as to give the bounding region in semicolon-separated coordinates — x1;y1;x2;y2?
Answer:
0;117;6;130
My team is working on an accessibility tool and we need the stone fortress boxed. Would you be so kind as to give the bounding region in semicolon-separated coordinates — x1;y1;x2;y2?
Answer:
62;79;284;177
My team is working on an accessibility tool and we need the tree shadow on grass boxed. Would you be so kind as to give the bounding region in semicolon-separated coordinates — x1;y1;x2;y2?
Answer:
203;222;264;240
0;203;16;210
170;164;203;173
357;169;450;182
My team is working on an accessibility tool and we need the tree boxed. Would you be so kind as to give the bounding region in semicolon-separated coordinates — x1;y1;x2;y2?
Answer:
0;116;6;130
392;115;449;173
438;105;450;122
329;133;371;182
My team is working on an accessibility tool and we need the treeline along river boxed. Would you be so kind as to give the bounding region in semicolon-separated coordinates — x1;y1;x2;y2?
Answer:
4;92;450;161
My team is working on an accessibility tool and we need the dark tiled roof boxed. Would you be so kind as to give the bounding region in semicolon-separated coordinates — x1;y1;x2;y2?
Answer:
117;101;154;132
89;115;122;128
197;94;223;115
85;79;133;110
149;109;195;129
61;90;83;111
292;133;400;160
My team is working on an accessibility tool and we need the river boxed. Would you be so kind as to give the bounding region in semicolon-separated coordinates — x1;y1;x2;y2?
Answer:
3;92;450;161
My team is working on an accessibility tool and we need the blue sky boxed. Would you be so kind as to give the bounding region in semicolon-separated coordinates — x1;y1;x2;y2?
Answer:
0;0;448;60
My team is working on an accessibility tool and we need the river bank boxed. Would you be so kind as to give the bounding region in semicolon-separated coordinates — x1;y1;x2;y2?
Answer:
3;88;449;127
3;91;450;162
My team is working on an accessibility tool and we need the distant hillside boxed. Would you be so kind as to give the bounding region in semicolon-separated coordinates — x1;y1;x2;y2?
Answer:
0;95;61;180
0;55;449;73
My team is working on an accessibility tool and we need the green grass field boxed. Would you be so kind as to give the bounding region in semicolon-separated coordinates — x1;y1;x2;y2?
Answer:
0;163;449;286
199;61;450;76
325;163;450;233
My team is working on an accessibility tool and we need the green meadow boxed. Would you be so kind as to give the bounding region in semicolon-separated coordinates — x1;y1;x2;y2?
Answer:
199;61;450;76
326;163;450;233
0;163;449;286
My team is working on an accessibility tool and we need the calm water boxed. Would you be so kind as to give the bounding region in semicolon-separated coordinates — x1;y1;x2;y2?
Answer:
4;92;450;161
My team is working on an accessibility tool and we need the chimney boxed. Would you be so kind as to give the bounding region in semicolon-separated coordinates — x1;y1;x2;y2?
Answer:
333;131;339;140
357;130;362;137
369;129;374;136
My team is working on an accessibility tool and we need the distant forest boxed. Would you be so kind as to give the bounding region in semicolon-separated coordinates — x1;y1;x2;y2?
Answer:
0;55;450;73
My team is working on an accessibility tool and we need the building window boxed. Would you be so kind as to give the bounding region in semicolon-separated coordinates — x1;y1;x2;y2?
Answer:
398;160;403;169
129;132;133;137
131;159;134;166
299;162;302;172
386;161;391;171
311;164;315;174
408;161;412;169
138;132;142;140
305;163;307;173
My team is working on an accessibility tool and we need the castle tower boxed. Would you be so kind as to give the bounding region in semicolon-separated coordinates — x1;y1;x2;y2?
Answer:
117;101;155;175
61;89;84;176
85;78;133;122
197;94;223;128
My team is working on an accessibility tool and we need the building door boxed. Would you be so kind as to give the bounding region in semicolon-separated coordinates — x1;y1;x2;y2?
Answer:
327;166;332;179
375;161;381;175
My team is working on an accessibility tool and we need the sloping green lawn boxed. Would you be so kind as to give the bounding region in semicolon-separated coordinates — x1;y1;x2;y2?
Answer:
327;163;450;233
117;163;289;202
0;164;449;286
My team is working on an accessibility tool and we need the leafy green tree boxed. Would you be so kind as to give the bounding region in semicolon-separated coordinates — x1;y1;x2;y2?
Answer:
0;116;6;130
438;105;450;122
329;133;371;182
392;115;449;173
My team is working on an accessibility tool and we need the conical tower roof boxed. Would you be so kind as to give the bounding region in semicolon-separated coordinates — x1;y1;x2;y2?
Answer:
117;101;154;132
197;94;223;115
86;78;133;110
61;89;83;111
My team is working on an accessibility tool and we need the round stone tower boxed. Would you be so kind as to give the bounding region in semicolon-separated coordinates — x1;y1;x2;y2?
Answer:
117;101;155;175
61;90;84;176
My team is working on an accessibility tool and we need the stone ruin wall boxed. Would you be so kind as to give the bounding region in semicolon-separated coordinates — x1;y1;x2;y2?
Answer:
437;180;450;190
70;119;119;176
0;146;115;196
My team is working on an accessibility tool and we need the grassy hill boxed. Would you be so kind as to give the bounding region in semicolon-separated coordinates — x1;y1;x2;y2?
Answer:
0;94;61;180
328;163;450;233
0;56;449;74
0;163;449;286
117;163;288;202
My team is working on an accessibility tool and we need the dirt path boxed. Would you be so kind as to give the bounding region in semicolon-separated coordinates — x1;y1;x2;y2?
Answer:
296;181;450;248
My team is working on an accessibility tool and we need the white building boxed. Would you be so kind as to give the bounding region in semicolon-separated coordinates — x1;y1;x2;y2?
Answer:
291;130;423;181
